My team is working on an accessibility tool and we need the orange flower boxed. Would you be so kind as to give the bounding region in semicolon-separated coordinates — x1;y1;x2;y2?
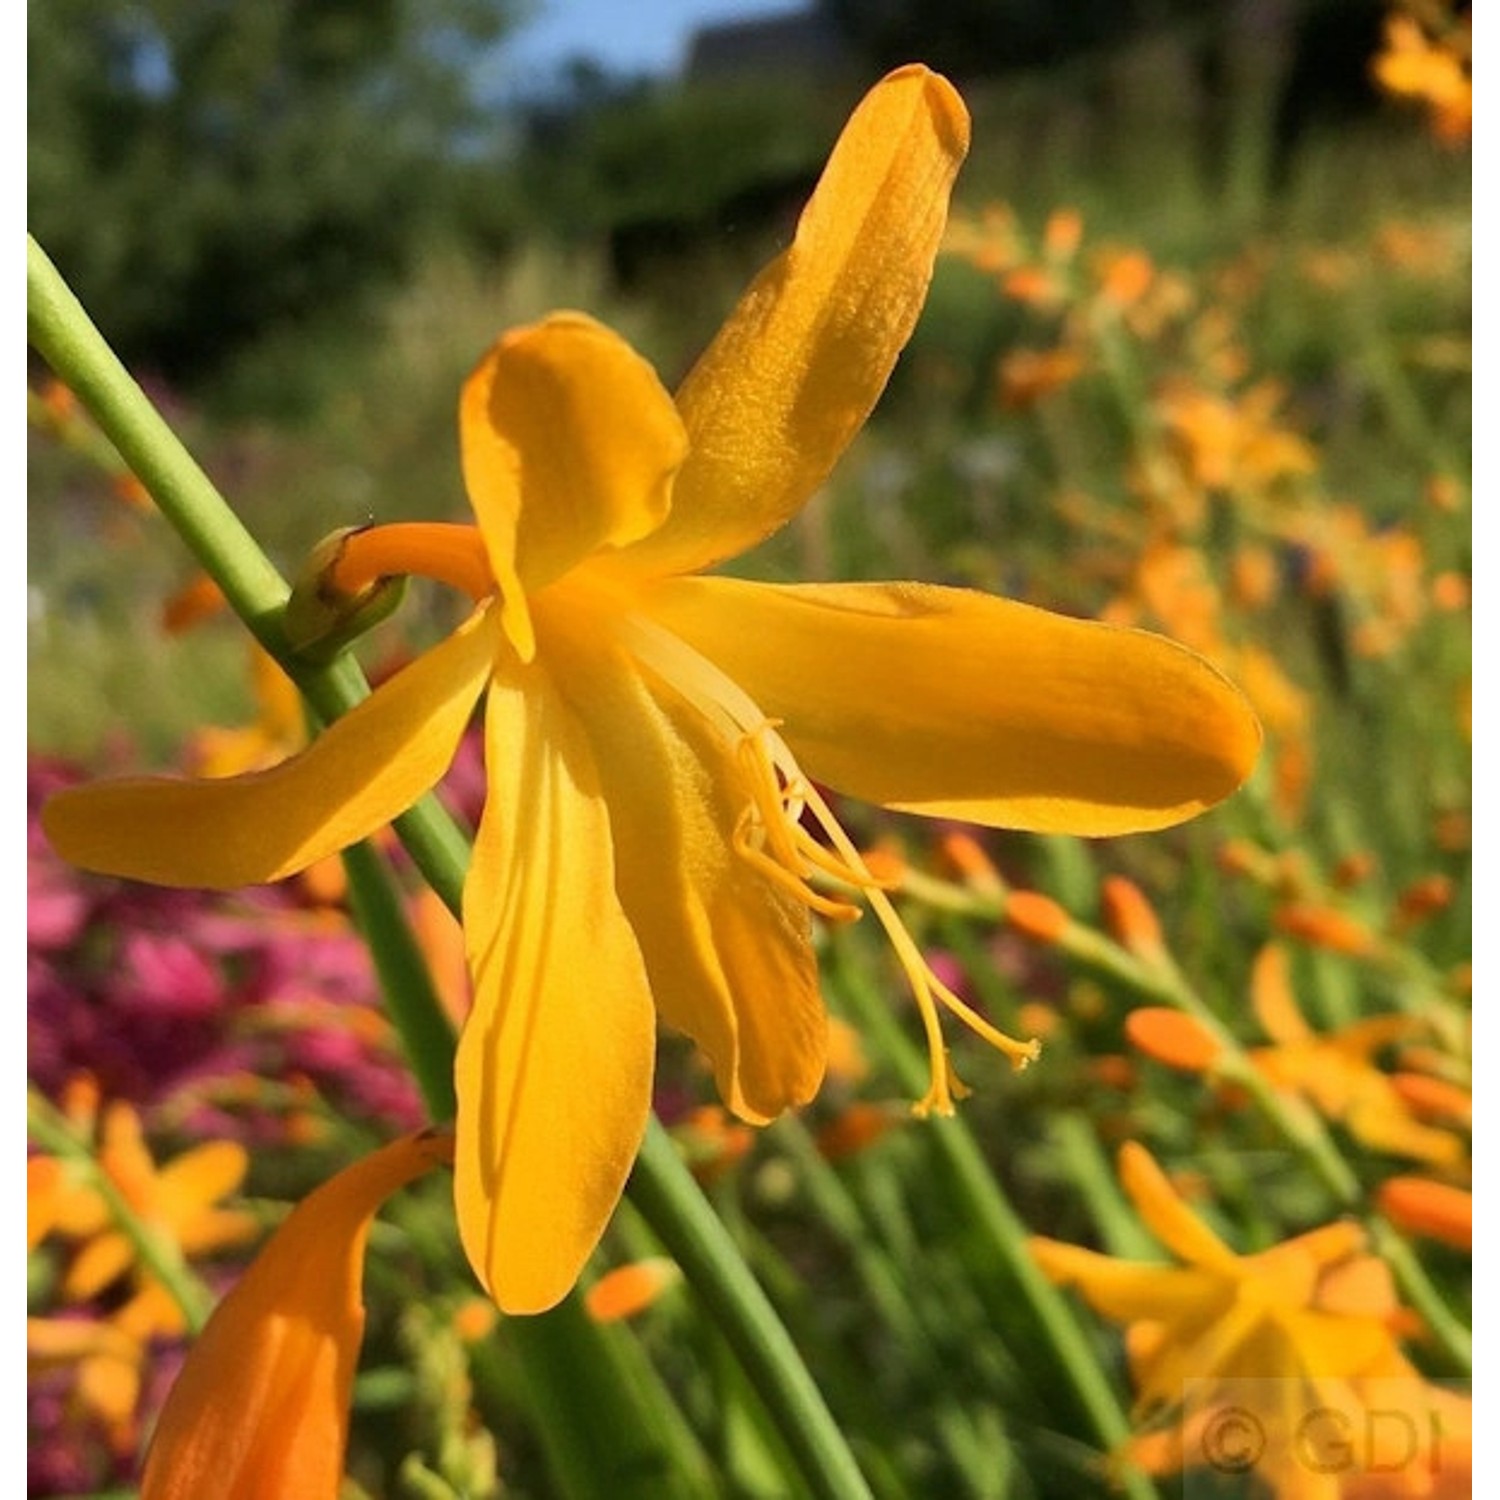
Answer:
33;1101;258;1306
1372;13;1471;145
140;1130;450;1500
1248;945;1464;1166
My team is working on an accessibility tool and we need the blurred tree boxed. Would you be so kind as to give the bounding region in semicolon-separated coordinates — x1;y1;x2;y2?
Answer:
29;0;523;384
814;0;1144;75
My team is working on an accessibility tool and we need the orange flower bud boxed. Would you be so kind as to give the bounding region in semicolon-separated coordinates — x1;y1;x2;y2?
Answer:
39;377;78;421
1124;1008;1223;1073
814;1101;905;1162
1087;1055;1137;1091
1004;890;1069;944
937;830;1005;897
161;575;228;635
1042;206;1084;260
1376;1177;1471;1252
111;473;155;512
452;1296;499;1344
1431;570;1470;610
857;842;907;887
1017;1001;1062;1040
1389;1073;1472;1129
1273;902;1377;956
1095;248;1154;307
1394;873;1454;928
1001;265;1061;306
1100;875;1166;961
1332;851;1377;889
585;1258;682;1322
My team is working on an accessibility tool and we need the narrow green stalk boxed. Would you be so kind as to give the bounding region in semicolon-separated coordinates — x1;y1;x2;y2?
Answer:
28;1092;215;1334
340;841;460;1121
501;1293;721;1500
1367;1216;1473;1373
28;236;289;640
629;1119;877;1500
1047;1112;1159;1260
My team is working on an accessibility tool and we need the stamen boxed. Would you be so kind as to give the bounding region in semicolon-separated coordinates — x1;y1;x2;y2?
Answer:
331;523;495;602
614;609;1041;1112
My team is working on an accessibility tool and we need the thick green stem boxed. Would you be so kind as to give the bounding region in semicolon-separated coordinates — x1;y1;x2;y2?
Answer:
340;842;461;1121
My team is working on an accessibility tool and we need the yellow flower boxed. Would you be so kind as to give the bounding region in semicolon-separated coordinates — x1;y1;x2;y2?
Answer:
1372;13;1472;145
1030;1142;1420;1492
44;67;1259;1313
138;1129;450;1500
1248;944;1464;1167
32;1100;258;1304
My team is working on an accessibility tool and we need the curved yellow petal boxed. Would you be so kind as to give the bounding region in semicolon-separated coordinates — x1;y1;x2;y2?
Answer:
140;1131;449;1500
42;605;500;888
536;596;827;1125
644;577;1262;835
461;313;687;658
1029;1238;1224;1325
1118;1142;1239;1273
619;66;969;578
454;662;655;1315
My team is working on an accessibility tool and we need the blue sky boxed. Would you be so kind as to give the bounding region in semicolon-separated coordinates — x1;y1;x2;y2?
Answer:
494;0;796;88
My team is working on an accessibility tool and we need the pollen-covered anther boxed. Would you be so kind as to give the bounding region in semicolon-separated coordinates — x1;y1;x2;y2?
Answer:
731;725;873;924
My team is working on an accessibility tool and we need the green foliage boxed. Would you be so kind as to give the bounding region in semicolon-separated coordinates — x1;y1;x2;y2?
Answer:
28;0;522;382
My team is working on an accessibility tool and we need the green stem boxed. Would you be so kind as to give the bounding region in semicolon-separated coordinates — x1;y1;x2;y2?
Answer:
27;1091;215;1334
629;1119;876;1500
1368;1216;1473;1373
28;236;288;641
340;841;460;1121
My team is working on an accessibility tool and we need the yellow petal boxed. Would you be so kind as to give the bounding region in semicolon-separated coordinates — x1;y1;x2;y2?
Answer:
63;1230;135;1301
1029;1237;1223;1324
454;662;656;1315
43;605;499;888
157;1141;250;1223
644;578;1261;835
619;66;969;577
140;1131;449;1500
1118;1142;1239;1272
536;596;827;1125
461;313;687;658
1250;942;1313;1044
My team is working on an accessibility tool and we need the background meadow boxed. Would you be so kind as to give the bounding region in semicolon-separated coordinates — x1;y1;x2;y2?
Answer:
27;2;1471;1496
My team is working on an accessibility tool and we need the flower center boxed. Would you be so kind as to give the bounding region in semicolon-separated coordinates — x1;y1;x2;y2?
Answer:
617;610;1040;1117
